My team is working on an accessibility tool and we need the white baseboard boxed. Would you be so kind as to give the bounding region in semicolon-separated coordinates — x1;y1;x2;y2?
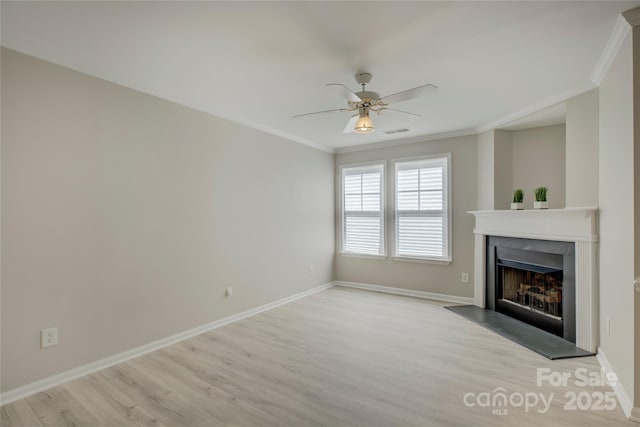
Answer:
596;347;640;422
0;282;335;406
334;280;474;305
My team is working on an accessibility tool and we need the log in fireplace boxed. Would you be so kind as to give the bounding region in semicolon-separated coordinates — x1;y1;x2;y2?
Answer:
486;236;576;342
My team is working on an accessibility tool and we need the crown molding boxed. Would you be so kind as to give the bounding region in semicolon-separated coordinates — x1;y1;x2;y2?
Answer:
591;15;632;86
231;7;633;155
622;6;640;27
334;128;476;154
4;46;337;154
208;111;335;153
476;83;594;133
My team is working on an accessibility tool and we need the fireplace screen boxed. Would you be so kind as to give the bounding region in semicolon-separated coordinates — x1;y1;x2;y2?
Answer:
498;260;563;319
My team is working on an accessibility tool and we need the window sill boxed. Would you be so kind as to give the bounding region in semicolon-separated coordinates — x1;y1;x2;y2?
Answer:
339;252;387;260
391;256;452;265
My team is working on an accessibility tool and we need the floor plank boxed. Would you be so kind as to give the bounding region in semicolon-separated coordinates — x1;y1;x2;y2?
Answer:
1;398;43;427
1;287;635;426
25;387;101;426
63;374;163;427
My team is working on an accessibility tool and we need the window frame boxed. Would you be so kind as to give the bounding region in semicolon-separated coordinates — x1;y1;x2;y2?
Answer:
338;161;387;258
391;154;452;264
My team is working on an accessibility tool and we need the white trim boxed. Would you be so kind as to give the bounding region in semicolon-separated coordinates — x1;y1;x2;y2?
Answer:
469;208;599;243
338;252;387;260
476;83;594;133
596;347;639;421
0;282;336;406
623;7;640;27
335;280;474;305
334;128;476;154
338;160;387;173
165;106;335;154
591;15;632;86
473;233;486;307
391;256;451;265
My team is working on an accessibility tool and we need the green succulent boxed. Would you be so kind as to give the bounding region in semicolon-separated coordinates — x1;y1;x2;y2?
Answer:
512;189;524;203
534;187;548;202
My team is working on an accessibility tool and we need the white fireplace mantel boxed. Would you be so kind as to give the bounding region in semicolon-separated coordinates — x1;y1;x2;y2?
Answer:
468;207;598;352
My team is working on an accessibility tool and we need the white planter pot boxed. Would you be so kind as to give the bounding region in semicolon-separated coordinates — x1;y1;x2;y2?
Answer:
510;202;524;210
534;201;548;209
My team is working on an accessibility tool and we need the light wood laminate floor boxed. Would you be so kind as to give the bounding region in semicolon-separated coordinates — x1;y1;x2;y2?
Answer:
2;286;634;426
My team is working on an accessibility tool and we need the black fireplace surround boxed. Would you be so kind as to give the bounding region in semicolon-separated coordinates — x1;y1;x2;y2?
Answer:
486;236;576;343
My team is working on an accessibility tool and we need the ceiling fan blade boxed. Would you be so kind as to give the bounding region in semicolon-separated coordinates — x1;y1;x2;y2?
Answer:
378;108;422;118
291;108;347;119
342;114;359;134
380;84;438;105
326;83;362;103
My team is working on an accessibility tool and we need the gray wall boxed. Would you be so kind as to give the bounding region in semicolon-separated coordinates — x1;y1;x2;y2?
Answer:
598;32;635;404
476;130;495;210
566;89;599;207
493;130;513;210
1;48;335;392
511;124;566;209
335;135;477;298
477;125;566;210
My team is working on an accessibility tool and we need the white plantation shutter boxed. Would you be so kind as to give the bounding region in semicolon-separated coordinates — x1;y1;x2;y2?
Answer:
341;164;384;255
395;156;450;260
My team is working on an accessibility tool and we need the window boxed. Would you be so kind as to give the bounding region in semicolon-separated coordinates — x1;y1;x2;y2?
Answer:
394;155;451;261
340;163;385;256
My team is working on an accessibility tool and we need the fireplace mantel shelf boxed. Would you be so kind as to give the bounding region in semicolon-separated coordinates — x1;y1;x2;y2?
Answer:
469;207;597;216
468;207;598;243
469;206;598;352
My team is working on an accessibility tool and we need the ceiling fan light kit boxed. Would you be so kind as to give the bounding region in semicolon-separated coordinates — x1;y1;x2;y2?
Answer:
293;72;437;135
354;107;375;134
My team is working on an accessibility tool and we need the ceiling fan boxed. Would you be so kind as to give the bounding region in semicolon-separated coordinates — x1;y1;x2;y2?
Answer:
292;72;437;135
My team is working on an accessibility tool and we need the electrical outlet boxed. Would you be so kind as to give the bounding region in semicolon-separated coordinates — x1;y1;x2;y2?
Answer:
461;273;469;283
41;327;58;348
606;316;611;336
225;287;232;298
308;266;314;276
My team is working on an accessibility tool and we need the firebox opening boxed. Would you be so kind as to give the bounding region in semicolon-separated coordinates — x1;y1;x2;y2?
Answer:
497;260;563;320
487;236;575;342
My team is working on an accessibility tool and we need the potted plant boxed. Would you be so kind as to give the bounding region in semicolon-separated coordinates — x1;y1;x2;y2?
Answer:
511;189;524;210
534;186;548;209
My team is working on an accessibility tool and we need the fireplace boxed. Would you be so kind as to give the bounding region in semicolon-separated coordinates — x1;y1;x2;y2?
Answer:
486;236;576;342
469;208;597;352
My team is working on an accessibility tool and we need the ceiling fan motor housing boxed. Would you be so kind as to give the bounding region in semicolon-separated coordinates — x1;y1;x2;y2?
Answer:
355;72;373;85
349;91;384;110
356;91;381;102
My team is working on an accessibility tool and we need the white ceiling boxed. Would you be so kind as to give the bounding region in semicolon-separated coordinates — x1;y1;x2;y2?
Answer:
1;1;638;151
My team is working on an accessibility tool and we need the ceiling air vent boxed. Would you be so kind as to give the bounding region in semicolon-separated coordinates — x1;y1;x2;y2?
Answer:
384;128;410;135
